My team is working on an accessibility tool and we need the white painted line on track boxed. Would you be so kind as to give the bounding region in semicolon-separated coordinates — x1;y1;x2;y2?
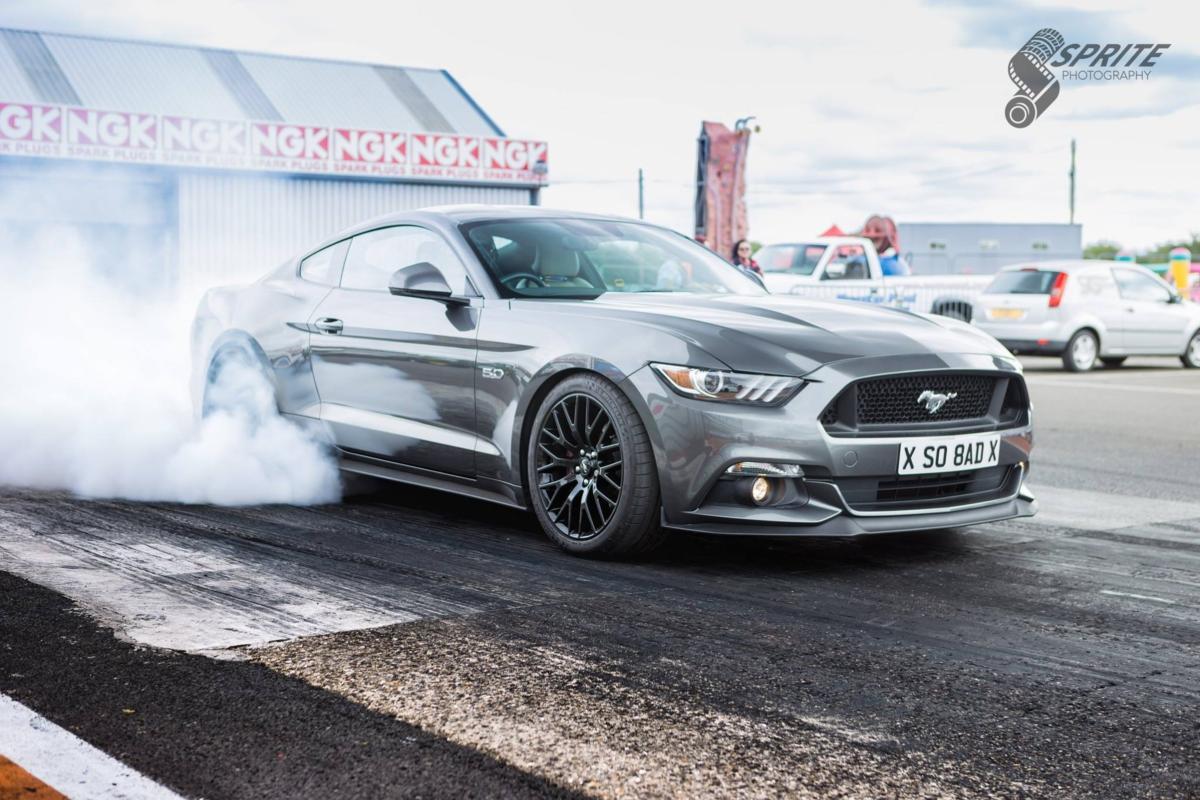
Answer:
1099;590;1177;605
0;693;184;800
1025;485;1200;531
0;508;479;651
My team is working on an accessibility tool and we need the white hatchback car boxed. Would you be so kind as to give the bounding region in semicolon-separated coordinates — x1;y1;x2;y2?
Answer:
974;261;1200;371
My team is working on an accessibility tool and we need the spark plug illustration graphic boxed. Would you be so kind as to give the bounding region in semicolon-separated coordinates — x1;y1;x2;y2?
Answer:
1005;28;1065;128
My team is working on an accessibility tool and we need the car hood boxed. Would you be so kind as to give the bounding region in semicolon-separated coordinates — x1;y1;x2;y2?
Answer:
549;293;1012;375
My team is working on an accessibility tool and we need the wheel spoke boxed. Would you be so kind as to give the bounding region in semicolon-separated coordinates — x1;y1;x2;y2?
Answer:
534;392;625;540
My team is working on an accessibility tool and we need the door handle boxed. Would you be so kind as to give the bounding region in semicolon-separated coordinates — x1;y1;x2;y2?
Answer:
314;317;343;334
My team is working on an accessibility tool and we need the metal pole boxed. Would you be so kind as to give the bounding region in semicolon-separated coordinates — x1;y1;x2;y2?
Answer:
637;168;645;220
1068;138;1076;224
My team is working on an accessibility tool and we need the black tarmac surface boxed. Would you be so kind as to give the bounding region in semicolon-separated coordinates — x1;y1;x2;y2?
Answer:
1;358;1198;798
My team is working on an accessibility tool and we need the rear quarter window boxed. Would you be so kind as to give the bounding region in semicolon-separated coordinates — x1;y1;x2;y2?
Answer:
299;241;348;286
985;270;1059;294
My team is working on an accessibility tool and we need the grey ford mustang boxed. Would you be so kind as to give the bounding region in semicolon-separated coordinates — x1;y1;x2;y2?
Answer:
192;206;1036;557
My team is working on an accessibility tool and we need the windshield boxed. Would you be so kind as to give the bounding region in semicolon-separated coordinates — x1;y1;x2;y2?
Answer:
461;217;766;299
985;270;1060;294
756;243;827;275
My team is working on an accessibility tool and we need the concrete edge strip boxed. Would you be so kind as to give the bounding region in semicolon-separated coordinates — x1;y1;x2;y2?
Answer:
0;693;185;800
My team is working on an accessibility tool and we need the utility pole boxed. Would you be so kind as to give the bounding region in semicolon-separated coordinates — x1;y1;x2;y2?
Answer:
1068;138;1076;225
637;168;645;220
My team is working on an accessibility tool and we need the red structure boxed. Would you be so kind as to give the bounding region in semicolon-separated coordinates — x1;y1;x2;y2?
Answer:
693;120;753;260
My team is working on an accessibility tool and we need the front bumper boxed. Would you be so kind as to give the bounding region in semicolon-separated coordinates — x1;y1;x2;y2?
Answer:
622;352;1036;537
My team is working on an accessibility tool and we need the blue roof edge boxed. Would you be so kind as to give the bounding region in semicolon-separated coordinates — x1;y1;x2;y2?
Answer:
441;70;505;137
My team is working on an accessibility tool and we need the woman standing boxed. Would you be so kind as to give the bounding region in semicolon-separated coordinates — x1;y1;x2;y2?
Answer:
731;239;762;276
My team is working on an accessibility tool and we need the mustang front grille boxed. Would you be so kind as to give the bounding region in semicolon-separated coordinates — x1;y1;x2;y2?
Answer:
856;374;995;424
820;372;1028;435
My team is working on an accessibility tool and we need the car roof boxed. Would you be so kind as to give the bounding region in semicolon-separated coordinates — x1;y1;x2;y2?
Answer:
299;204;674;260
997;259;1149;274
762;237;872;247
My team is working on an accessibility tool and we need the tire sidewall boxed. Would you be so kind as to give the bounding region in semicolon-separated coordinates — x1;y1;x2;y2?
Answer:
1064;330;1098;372
202;342;275;421
525;374;657;556
1183;331;1200;368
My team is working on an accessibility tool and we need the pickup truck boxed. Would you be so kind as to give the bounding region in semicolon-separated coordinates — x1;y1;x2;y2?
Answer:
756;236;990;321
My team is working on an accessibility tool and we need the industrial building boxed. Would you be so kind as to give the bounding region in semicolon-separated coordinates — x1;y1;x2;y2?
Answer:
0;27;547;295
898;222;1082;274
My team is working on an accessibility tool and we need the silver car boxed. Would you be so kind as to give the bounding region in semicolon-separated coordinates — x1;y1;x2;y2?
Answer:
974;260;1200;371
192;207;1036;557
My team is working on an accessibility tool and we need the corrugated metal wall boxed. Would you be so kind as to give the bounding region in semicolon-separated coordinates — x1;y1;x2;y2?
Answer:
177;173;529;292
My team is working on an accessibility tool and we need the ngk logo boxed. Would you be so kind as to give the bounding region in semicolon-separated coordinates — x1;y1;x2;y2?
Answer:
65;108;156;149
332;129;406;163
482;139;548;172
411;134;478;168
251;124;329;159
162;116;247;154
0;103;61;142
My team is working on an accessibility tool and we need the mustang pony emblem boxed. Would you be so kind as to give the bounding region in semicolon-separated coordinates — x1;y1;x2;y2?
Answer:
918;390;958;414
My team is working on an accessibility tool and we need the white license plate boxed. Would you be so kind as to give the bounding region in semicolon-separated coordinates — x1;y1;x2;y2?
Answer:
897;434;1001;475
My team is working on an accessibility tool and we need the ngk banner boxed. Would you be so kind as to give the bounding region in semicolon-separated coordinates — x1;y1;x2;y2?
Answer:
0;101;548;185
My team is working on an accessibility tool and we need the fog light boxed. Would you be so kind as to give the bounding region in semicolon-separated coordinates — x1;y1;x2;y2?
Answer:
725;462;804;478
751;476;771;504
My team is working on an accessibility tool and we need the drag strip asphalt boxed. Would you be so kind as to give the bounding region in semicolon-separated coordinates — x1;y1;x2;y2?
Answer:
0;359;1197;798
0;571;581;799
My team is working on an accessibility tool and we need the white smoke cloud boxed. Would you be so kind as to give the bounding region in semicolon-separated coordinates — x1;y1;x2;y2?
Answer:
0;217;342;506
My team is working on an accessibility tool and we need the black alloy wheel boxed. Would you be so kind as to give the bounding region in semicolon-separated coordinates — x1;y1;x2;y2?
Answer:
527;374;663;557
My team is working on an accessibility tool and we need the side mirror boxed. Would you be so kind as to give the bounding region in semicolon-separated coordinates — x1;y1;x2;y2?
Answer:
388;262;468;305
1168;291;1184;304
824;261;847;280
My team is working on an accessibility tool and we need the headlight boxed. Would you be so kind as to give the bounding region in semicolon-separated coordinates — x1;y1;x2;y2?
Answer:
650;363;805;406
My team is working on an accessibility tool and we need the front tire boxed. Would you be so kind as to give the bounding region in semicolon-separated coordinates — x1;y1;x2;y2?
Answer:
1063;330;1099;372
1182;330;1200;369
526;374;664;558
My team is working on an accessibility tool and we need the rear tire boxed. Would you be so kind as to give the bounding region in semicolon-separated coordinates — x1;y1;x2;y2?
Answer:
1062;330;1098;372
1182;330;1200;369
202;343;276;422
525;374;664;558
1101;356;1127;368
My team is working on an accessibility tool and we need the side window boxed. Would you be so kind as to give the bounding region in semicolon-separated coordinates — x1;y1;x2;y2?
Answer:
1114;269;1171;303
823;244;868;281
342;226;470;294
299;240;348;286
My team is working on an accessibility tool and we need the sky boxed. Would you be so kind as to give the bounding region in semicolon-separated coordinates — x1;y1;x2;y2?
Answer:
1;0;1197;251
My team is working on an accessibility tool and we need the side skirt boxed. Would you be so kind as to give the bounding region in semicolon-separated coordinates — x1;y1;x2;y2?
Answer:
338;450;528;511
